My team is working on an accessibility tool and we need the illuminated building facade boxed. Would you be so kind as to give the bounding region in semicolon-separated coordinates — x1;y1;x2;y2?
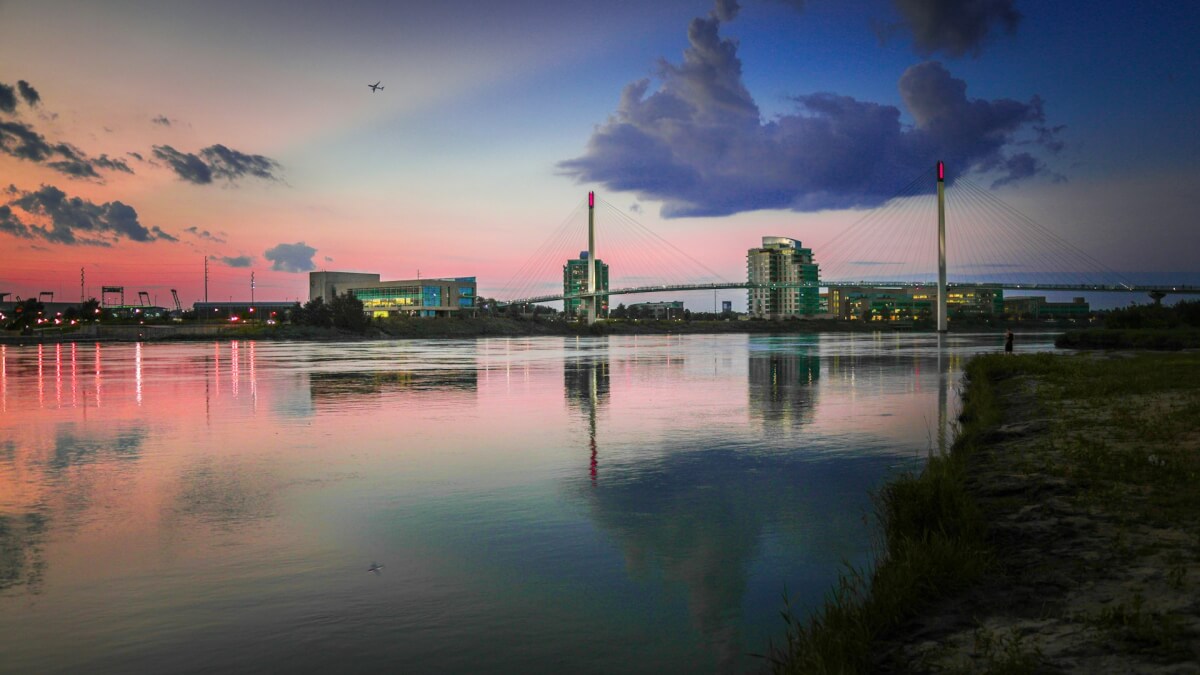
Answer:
747;237;820;319
309;271;476;318
1004;296;1090;319
563;252;609;318
828;285;1003;322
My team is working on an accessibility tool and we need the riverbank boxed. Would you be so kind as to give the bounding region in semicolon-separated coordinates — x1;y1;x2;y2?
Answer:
1;316;1026;344
774;351;1200;673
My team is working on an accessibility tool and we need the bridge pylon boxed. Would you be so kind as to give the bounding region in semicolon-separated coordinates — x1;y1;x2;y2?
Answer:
937;160;948;333
587;191;597;326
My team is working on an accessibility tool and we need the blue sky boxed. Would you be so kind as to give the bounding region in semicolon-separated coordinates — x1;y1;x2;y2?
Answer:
1;0;1198;305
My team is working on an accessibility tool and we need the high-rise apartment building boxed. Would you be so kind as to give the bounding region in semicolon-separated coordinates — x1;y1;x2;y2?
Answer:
746;237;819;319
563;251;609;318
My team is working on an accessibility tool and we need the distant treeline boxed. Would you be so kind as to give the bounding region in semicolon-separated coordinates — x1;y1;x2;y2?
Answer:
1057;300;1200;350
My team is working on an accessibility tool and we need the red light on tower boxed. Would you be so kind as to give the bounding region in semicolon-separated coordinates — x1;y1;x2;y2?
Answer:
937;161;945;182
588;191;594;208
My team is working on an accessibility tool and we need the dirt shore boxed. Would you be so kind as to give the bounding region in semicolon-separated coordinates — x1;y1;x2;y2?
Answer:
877;352;1200;673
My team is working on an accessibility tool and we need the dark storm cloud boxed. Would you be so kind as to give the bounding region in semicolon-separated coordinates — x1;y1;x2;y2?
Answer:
183;226;227;244
0;83;15;113
151;115;172;126
219;255;254;268
891;0;1020;57
153;144;281;185
17;81;41;107
559;13;1055;217
4;185;172;245
264;242;316;273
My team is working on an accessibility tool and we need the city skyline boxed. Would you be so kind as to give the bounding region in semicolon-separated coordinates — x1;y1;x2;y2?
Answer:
2;0;1198;307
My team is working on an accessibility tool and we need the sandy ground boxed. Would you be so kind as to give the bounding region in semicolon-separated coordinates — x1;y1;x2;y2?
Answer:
875;357;1200;673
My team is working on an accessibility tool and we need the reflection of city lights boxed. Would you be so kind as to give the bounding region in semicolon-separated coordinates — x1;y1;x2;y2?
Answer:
231;341;240;397
95;343;103;407
38;344;44;407
135;342;143;405
249;341;257;410
1;345;6;413
55;343;62;406
71;343;78;407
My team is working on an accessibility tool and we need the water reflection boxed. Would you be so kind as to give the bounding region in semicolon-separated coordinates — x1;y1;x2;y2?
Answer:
564;355;609;483
308;369;478;409
747;341;820;427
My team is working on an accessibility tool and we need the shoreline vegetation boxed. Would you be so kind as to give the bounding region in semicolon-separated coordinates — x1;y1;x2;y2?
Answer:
771;350;1200;673
2;315;1044;345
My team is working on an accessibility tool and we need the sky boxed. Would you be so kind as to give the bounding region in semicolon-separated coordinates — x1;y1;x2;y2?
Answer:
1;0;1198;308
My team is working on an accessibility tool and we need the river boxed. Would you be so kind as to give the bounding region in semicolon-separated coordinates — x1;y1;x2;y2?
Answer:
0;332;1052;673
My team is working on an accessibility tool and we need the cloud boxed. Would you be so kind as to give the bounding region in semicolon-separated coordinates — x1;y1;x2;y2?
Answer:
891;0;1020;57
3;184;173;245
713;0;740;21
0;83;15;114
264;242;316;272
151;115;172;126
150;226;178;242
152;145;212;183
559;14;1056;217
0;205;33;238
989;152;1064;188
324;256;334;262
127;151;144;161
17;81;40;107
0;119;135;180
183;226;227;244
153;144;281;185
219;255;254;268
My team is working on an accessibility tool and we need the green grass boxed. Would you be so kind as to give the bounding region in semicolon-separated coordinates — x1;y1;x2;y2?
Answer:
768;351;1200;673
768;355;1013;673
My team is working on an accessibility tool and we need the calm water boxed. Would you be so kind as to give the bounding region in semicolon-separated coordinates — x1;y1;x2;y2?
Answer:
0;333;1051;673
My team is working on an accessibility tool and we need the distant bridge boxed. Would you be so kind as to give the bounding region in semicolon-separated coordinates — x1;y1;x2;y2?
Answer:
498;164;1197;318
501;281;1200;307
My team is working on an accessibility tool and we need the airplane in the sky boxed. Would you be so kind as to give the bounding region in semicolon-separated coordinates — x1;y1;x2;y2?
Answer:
368;81;384;92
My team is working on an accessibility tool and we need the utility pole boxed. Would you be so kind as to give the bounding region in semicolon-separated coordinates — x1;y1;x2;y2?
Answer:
937;160;948;333
80;267;85;303
251;271;255;306
204;256;209;303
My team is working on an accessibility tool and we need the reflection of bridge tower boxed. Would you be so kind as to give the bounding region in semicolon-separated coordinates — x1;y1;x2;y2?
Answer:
748;346;820;427
564;357;610;481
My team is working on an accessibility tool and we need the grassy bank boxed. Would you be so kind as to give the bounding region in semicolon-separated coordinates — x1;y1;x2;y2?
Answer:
772;352;1200;672
1056;328;1200;350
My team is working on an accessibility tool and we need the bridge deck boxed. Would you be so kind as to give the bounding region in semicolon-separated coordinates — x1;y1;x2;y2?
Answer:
499;281;1200;306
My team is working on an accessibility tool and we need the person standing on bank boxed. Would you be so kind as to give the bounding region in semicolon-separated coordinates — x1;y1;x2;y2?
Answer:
1005;329;1014;354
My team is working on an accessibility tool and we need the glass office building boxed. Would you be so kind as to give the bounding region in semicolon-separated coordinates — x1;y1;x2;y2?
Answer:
309;272;476;318
563;252;609;319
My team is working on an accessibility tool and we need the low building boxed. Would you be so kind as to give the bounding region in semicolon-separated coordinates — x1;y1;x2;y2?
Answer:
828;285;1003;322
309;271;476;318
1004;296;1090;319
627;301;684;320
194;302;297;321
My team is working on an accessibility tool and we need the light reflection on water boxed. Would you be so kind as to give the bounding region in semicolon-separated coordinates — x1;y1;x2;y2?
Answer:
0;333;1053;673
